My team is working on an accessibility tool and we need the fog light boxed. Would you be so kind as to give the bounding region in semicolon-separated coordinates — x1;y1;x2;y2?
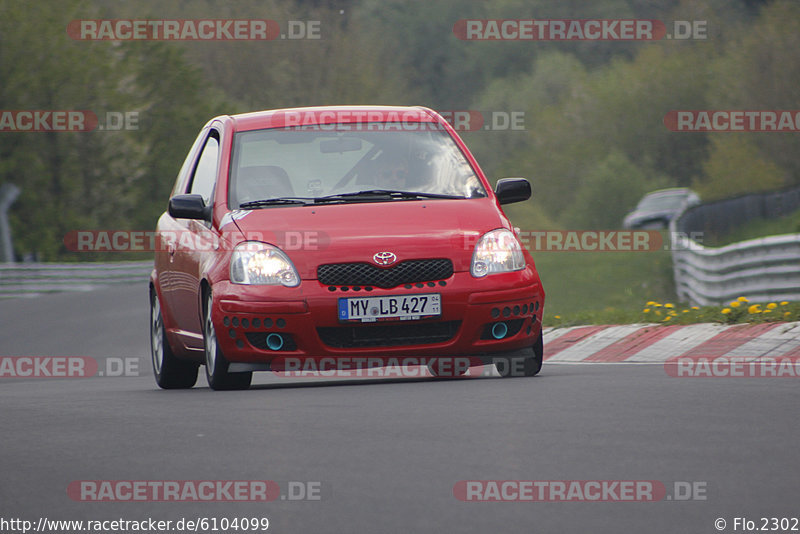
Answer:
266;333;284;351
491;322;508;339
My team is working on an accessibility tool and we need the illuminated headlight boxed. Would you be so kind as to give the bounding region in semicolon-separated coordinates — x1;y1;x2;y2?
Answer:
471;229;525;277
230;242;300;286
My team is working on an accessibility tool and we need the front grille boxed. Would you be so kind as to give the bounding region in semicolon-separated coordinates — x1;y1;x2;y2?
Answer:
317;259;453;289
317;320;461;348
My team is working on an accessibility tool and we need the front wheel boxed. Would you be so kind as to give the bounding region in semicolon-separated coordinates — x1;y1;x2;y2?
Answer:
204;291;252;391
150;289;199;389
494;332;543;378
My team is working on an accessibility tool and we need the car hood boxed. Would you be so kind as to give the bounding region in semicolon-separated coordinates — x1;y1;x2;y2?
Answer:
229;198;507;278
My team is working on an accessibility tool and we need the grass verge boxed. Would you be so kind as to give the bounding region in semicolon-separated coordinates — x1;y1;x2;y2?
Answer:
532;245;675;326
529;240;799;327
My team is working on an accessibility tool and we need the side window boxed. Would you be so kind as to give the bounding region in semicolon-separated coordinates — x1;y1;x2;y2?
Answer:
171;128;208;196
188;132;220;205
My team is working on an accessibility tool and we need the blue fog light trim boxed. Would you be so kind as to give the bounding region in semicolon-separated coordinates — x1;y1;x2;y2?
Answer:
491;322;508;339
266;333;284;351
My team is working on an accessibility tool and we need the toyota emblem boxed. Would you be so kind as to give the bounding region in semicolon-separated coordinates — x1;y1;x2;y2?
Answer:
373;252;397;265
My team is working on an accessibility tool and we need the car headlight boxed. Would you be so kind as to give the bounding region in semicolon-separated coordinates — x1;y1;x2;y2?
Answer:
471;229;525;277
230;242;300;286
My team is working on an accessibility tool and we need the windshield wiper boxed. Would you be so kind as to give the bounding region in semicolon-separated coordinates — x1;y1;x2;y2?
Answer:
239;197;316;208
240;191;465;208
316;189;464;202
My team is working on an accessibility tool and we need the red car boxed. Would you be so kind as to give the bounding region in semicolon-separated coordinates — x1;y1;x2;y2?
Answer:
149;106;545;390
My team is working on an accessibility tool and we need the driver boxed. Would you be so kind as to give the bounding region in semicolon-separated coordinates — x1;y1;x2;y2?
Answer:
375;154;410;190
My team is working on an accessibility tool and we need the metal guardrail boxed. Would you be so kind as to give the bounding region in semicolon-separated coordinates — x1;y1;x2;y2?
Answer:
0;261;152;299
670;233;800;305
0;183;20;263
670;186;800;306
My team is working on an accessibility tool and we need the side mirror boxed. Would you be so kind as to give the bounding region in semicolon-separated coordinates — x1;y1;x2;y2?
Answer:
494;178;531;205
168;194;211;221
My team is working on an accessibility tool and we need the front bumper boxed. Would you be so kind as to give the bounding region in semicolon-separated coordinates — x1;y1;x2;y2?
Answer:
210;267;544;364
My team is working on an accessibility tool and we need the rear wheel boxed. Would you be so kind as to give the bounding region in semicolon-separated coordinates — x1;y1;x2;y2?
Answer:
203;290;252;391
494;332;543;378
150;289;199;389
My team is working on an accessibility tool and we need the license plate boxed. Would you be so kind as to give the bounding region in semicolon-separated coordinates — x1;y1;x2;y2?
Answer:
338;293;441;322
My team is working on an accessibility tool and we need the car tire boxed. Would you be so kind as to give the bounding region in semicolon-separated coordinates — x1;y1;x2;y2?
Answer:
203;290;252;391
150;289;199;389
494;332;543;378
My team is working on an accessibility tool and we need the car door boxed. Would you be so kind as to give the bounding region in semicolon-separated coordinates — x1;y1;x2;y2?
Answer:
155;126;206;338
164;128;221;346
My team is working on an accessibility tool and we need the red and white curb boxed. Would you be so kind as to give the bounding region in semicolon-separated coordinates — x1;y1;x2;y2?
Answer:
541;322;800;363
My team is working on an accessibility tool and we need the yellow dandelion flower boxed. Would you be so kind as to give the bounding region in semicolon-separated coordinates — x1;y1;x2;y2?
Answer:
682;309;689;313
730;301;740;308
646;301;657;306
664;303;674;308
721;308;731;314
737;296;749;302
748;304;761;314
785;312;792;318
766;303;777;310
655;310;662;316
554;315;561;319
653;303;662;308
643;308;650;313
663;316;672;321
763;309;772;314
780;301;789;306
691;306;700;310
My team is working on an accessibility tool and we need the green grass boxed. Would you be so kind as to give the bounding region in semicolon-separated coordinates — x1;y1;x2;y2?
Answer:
506;200;800;326
525;232;800;327
531;245;676;327
543;300;800;328
703;209;800;247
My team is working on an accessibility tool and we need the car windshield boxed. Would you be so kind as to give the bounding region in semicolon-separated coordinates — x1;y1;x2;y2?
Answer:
229;124;487;207
638;192;687;211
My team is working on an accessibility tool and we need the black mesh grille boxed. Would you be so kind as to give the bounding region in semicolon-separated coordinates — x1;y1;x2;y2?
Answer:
317;259;453;289
317;321;461;348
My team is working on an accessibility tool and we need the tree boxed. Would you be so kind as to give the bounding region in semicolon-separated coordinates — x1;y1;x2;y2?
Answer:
563;151;668;229
0;0;226;259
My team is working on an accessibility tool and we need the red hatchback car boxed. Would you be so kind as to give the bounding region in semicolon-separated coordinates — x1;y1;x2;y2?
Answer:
149;106;545;390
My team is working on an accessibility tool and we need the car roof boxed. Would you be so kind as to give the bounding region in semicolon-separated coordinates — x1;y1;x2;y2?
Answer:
223;105;442;132
643;188;693;197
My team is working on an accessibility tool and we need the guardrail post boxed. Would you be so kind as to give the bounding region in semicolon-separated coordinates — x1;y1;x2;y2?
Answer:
0;183;21;263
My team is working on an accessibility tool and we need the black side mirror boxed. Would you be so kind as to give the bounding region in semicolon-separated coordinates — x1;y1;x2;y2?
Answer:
494;178;531;205
168;194;211;221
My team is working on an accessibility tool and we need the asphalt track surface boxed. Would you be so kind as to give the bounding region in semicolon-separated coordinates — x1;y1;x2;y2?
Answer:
1;285;798;533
